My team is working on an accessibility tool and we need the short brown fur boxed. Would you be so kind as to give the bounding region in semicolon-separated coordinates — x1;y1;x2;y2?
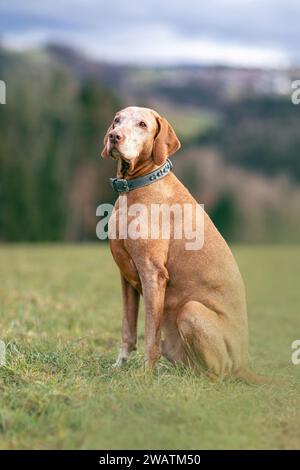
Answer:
101;106;271;384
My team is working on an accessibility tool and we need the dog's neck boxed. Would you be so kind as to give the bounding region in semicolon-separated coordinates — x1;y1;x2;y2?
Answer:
117;155;160;179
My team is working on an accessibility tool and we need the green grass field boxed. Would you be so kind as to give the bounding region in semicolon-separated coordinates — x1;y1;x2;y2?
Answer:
0;244;299;449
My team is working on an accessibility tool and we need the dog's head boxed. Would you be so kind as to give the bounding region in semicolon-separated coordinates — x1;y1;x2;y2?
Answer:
101;106;181;173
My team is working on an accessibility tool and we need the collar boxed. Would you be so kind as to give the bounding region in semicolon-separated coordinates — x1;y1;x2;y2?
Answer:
109;159;173;194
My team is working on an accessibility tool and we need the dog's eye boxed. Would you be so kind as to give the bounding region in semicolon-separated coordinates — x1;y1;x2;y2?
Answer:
139;121;147;128
114;117;120;124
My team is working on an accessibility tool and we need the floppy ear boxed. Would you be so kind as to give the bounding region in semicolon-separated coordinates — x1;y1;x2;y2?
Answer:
101;123;113;158
152;117;181;165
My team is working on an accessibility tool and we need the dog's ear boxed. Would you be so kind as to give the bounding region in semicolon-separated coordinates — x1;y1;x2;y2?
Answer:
101;123;113;158
152;117;181;165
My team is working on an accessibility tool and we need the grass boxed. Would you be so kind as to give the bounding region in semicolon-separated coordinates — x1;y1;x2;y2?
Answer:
0;243;299;449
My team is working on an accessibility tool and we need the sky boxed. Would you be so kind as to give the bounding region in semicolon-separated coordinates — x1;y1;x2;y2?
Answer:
0;0;299;67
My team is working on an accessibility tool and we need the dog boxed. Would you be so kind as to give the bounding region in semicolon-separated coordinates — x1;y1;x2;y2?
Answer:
101;106;271;383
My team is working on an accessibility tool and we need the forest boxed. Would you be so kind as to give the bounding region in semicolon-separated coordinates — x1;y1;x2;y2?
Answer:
1;45;300;242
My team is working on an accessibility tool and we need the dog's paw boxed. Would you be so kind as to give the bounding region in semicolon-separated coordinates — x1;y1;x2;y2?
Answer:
113;356;128;368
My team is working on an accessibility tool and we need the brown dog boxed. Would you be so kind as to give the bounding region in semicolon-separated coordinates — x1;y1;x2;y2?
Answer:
101;106;270;383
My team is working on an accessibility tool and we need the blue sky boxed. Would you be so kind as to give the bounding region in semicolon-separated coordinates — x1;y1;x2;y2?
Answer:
1;0;299;67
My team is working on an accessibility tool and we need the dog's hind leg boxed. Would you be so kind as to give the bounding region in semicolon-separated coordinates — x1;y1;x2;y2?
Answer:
176;301;235;380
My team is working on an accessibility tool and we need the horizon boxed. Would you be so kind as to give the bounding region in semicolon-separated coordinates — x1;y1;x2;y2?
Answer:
2;42;300;72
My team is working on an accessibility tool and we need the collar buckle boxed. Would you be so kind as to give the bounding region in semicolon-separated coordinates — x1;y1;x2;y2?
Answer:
110;178;130;193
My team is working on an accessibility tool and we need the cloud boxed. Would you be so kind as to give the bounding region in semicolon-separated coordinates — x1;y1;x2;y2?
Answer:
1;0;299;66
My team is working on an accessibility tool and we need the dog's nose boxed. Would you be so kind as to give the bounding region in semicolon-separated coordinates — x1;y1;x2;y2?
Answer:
109;131;123;144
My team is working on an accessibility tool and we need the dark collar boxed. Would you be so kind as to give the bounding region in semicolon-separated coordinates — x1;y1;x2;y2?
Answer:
109;159;173;193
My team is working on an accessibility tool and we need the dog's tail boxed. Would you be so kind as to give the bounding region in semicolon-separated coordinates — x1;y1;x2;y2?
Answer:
234;368;274;385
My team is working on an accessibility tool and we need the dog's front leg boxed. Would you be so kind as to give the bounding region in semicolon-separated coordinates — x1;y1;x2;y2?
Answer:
114;275;140;368
141;263;169;370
